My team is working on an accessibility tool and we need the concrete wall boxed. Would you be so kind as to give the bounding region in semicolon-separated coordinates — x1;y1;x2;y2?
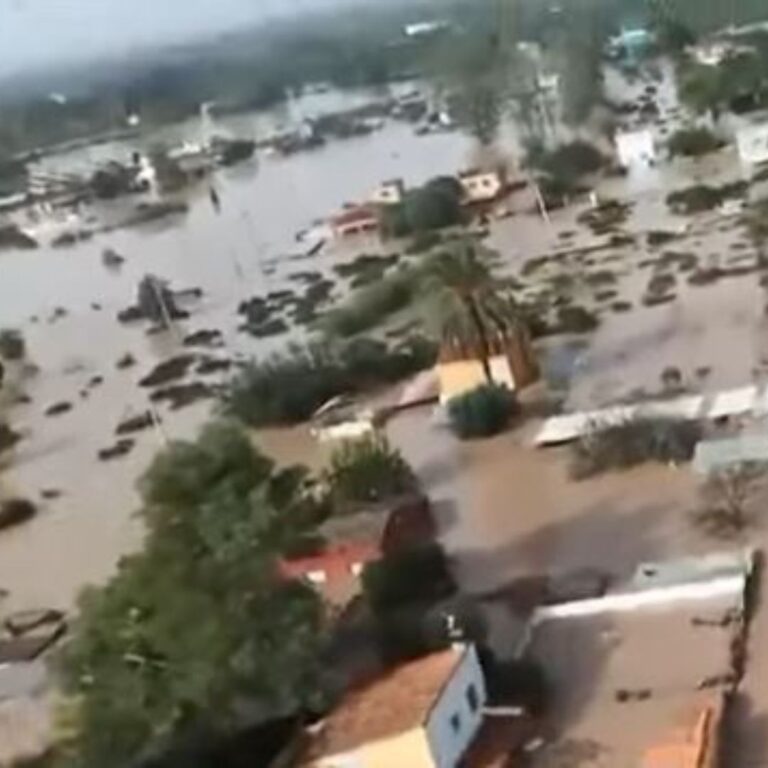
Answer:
424;645;487;768
534;575;745;620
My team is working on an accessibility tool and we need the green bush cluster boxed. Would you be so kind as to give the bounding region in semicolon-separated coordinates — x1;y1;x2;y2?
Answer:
322;270;416;337
0;328;25;361
222;336;437;426
448;384;518;440
667;127;723;158
379;176;464;239
325;434;416;508
570;418;702;479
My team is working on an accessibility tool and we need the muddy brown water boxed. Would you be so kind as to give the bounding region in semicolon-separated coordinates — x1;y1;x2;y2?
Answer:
0;62;765;616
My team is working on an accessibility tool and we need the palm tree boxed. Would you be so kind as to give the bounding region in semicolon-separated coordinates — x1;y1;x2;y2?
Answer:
425;239;519;383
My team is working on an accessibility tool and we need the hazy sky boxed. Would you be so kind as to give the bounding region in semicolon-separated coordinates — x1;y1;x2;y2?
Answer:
0;0;334;77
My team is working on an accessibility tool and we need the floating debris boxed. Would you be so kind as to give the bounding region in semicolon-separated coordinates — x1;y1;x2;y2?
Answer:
139;354;196;387
98;438;135;461
0;498;37;531
45;401;73;417
115;411;156;436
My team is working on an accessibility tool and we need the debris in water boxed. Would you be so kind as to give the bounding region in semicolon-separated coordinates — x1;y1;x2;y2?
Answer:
98;439;135;461
45;401;73;416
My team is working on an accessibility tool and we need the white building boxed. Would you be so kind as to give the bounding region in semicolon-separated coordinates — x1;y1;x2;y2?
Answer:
736;119;768;166
615;128;656;169
458;169;504;203
370;179;405;206
302;644;488;767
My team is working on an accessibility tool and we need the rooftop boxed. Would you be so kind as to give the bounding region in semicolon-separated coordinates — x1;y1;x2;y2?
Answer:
526;597;739;767
302;646;465;762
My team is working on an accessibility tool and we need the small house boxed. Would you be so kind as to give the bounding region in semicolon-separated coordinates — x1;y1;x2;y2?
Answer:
735;117;768;166
370;179;405;206
458;169;505;204
301;644;488;768
330;205;380;238
279;495;434;606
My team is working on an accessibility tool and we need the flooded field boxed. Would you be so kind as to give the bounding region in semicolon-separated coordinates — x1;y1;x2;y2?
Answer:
1;61;767;615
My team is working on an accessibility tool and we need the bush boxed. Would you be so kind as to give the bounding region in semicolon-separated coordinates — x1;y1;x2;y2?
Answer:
406;230;442;254
556;305;599;334
0;329;25;361
325;434;416;507
380;176;464;238
666;181;747;214
222;337;437;426
322;270;417;337
667;127;723;158
531;141;605;185
448;384;518;440
0;498;37;531
362;544;455;612
570;418;702;479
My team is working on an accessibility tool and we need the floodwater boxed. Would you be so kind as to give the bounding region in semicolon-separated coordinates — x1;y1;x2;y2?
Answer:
0;59;765;616
0;85;487;612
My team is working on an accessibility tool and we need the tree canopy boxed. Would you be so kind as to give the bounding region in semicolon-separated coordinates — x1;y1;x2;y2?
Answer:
53;421;327;768
380;176;465;238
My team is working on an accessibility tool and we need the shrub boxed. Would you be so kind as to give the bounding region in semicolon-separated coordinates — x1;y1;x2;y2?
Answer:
380;176;464;238
532;141;606;184
647;272;676;296
406;231;442;254
0;498;37;531
0;329;25;361
666;181;747;214
570;418;702;479
325;434;416;507
448;384;518;440
556;305;599;334
222;337;437;426
322;270;416;337
577;200;630;234
667;127;722;158
646;230;678;247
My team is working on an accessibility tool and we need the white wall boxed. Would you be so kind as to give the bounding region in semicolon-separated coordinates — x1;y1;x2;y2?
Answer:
424;646;487;768
533;575;745;620
737;123;768;166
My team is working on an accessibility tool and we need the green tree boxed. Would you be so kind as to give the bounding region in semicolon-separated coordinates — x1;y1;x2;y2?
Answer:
325;434;416;509
54;422;326;768
425;240;518;383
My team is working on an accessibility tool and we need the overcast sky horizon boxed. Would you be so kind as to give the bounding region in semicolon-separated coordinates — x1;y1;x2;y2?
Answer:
0;0;344;78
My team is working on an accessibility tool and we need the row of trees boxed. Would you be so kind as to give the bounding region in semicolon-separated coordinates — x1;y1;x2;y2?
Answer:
52;422;329;768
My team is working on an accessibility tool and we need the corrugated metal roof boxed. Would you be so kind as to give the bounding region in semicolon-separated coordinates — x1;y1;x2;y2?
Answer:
693;433;768;474
534;385;765;446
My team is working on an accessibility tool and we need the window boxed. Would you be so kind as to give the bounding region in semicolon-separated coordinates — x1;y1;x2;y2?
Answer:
466;683;479;713
450;713;461;734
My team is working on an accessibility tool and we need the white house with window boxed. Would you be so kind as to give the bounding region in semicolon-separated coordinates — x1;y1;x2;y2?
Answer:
301;644;488;767
458;169;505;203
